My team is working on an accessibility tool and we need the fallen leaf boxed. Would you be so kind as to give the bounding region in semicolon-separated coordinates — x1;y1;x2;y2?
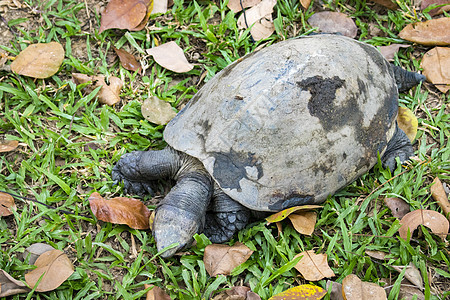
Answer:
89;192;151;229
398;285;425;300
369;0;398;9
365;250;389;260
420;47;450;93
431;177;450;219
300;0;312;9
204;243;253;276
213;286;261;300
73;73;123;105
288;211;316;235
145;284;171;300
421;0;450;16
99;0;153;32
22;243;56;265
250;14;275;41
227;0;261;13
342;274;387;300
379;44;410;61
237;0;277;29
399;18;450;46
294;250;335;281
146;41;193;73
398;209;449;241
392;263;424;290
307;11;358;38
0;192;15;217
113;47;141;73
384;197;410;218
0;140;19;152
326;281;344;300
268;284;326;300
151;0;168;14
24;250;74;292
10;42;64;79
141;96;177;125
266;205;322;223
397;107;418;142
0;269;31;297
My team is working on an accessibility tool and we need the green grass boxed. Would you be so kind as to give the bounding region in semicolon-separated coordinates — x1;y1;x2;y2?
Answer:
0;0;449;299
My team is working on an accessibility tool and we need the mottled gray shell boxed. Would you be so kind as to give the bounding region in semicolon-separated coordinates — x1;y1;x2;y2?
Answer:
164;35;398;212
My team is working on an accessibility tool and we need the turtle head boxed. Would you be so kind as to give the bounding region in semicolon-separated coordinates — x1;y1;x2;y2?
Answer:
391;64;426;92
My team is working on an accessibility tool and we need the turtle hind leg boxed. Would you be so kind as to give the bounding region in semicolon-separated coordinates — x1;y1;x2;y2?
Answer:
112;147;182;196
381;124;413;171
203;189;251;243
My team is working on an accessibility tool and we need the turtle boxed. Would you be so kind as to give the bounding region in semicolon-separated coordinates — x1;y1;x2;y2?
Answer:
112;34;425;258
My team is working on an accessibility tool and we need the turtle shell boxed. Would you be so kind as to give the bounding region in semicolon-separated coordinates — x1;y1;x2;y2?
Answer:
164;35;398;212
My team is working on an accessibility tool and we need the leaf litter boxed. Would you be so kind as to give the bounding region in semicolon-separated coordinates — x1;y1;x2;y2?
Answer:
99;0;153;32
0;192;16;217
0;140;18;152
146;41;194;73
141;96;177;125
342;274;387;299
384;197;410;219
293;250;335;281
204;243;253;277
420;46;450;93
398;209;449;240
307;11;358;38
399;18;450;46
73;73;123;105
430;177;450;219
268;284;326;300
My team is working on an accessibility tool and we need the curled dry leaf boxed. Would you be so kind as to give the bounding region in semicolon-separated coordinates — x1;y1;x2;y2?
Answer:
294;250;335;281
99;0;153;32
10;42;64;79
141;96;177;125
144;284;171;300
326;281;344;300
113;47;141;73
420;47;450;93
0;192;16;217
204;242;253;277
384;197;410;219
379;44;410;61
0;269;31;297
24;250;74;292
266;205;322;223
268;284;326;300
227;0;261;13
308;11;357;38
250;14;275;41
236;0;276;29
399;18;450;46
300;0;312;9
288;211;317;235
392;263;424;290
399;209;449;240
342;274;387;300
421;0;450;16
430;177;450;219
89;192;151;229
0;140;18;152
146;41;193;73
369;0;398;9
397;107;418;142
22;243;55;265
73;73;123;105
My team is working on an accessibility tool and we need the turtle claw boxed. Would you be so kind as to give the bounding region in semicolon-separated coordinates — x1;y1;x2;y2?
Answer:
204;211;250;243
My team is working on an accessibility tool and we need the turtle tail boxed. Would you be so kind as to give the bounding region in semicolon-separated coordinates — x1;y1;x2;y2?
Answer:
391;64;426;92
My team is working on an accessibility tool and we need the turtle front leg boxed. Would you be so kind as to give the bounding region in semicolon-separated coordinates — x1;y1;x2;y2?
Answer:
381;124;413;171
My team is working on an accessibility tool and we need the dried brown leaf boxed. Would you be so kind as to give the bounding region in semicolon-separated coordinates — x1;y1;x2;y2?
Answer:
379;44;410;61
399;209;449;240
0;140;18;152
342;274;387;300
392;263;424;290
73;73;123;105
288;211;316;235
113;47;141;73
421;0;450;16
300;0;312;9
399;18;450;46
326;281;344;300
250;14;275;41
420;47;450;93
89;192;151;229
365;250;389;260
0;192;15;217
398;285;425;300
24;250;74;292
0;269;31;297
369;0;398;9
227;0;261;13
236;0;276;29
294;250;335;281
145;284;171;300
141;96;177;125
384;197;410;219
146;41;193;73
308;11;357;38
22;243;55;265
430;177;450;219
204;243;253;277
99;0;152;32
10;42;64;79
397;107;418;142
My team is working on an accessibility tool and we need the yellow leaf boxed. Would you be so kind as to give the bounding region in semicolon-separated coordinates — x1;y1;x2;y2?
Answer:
268;284;326;300
266;205;322;223
397;107;418;142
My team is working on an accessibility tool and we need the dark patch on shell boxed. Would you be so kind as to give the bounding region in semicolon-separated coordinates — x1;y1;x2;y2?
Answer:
211;149;263;192
268;191;315;211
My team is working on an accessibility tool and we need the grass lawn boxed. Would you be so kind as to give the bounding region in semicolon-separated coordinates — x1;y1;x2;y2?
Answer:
0;0;449;299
